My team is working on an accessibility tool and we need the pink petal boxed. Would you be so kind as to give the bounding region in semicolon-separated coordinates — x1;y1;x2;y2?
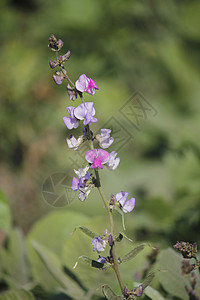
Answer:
91;157;103;169
85;149;98;163
75;74;89;92
97;149;110;164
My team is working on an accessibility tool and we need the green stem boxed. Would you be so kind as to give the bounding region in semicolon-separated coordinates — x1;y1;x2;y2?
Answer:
97;186;125;295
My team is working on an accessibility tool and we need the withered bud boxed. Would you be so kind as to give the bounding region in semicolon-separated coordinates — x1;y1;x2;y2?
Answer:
174;241;197;259
48;34;64;52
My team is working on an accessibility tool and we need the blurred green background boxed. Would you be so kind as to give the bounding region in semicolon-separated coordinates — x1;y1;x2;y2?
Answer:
0;0;200;268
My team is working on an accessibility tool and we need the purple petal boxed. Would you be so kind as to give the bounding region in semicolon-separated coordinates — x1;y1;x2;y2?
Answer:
85;149;98;163
71;177;80;191
122;198;135;213
116;191;129;207
84;102;95;115
66;106;75;117
53;73;63;85
74;103;87;120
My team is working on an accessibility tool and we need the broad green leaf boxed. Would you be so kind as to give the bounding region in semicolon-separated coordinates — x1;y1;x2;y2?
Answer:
0;190;11;234
32;240;86;299
102;285;124;299
144;286;165;300
0;289;35;300
76;226;98;239
121;244;146;263
157;248;200;299
0;228;29;288
26;210;89;292
61;216;113;292
142;272;155;289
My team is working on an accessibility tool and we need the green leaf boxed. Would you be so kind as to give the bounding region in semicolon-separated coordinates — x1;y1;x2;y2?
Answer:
144;286;165;300
61;216;112;291
102;285;124;299
157;248;200;300
32;240;85;299
0;190;11;234
142;272;155;289
0;228;29;288
26;210;89;292
76;226;98;239
0;289;35;300
121;244;146;263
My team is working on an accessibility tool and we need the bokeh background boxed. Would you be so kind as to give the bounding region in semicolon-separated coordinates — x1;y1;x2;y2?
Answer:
0;0;200;298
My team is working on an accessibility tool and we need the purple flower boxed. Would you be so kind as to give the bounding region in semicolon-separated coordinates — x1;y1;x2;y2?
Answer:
96;129;114;149
92;236;106;253
97;256;107;264
85;149;110;169
71;166;89;191
75;74;99;95
71;166;91;201
106;151;120;170
74;102;97;126
53;71;64;85
116;191;135;213
63;106;79;129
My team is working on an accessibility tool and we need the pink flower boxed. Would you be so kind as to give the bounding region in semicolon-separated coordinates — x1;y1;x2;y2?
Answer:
75;74;99;95
85;149;110;169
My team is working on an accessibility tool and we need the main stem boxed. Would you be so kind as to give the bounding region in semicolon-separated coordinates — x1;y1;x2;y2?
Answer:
57;64;125;295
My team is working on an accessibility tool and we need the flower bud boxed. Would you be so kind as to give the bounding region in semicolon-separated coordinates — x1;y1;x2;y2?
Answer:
48;34;64;51
108;234;113;247
49;60;58;69
62;50;71;62
67;84;77;101
53;71;64;85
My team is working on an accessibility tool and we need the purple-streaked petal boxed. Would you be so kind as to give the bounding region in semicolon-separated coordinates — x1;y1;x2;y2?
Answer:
85;149;98;163
122;198;135;213
116;191;129;207
74;103;87;120
71;177;80;191
63;116;79;129
75;74;89;92
97;149;110;164
78;190;90;202
66;106;75;117
84;102;95;115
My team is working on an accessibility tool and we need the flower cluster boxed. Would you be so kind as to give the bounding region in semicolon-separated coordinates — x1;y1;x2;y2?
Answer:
48;35;139;299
